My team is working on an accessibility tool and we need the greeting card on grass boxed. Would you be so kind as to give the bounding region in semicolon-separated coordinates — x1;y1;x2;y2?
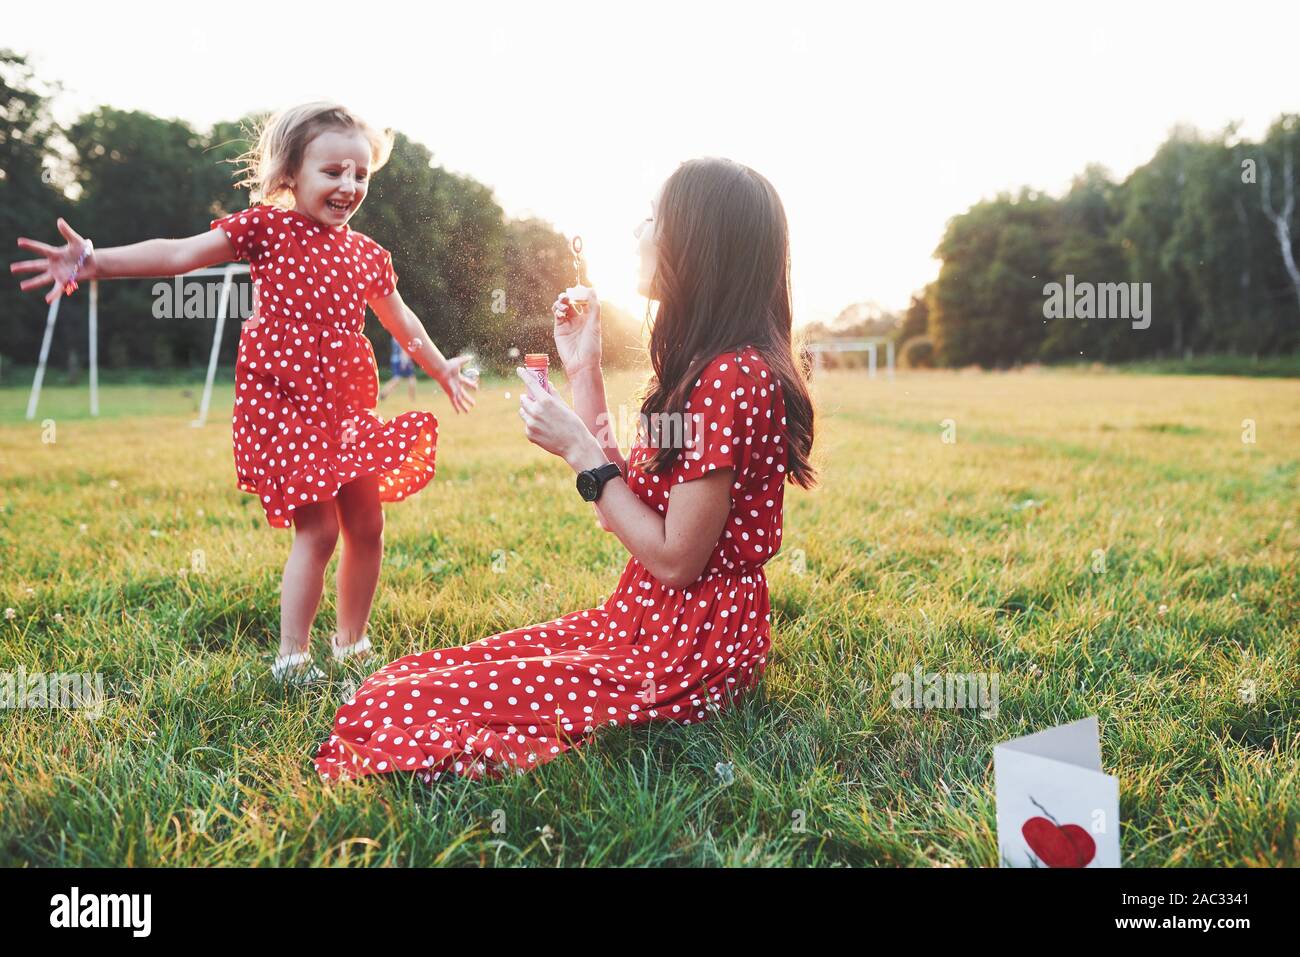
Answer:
994;716;1120;868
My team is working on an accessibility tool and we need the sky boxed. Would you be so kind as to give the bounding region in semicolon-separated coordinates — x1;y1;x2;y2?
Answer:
7;0;1300;326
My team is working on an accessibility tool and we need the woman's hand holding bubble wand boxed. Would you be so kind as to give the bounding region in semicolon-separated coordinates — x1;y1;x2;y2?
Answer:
552;235;602;377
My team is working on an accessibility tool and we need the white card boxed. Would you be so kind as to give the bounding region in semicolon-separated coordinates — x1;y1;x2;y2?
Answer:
994;716;1120;868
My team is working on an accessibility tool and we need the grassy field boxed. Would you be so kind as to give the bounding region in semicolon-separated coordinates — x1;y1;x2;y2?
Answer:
0;367;1296;866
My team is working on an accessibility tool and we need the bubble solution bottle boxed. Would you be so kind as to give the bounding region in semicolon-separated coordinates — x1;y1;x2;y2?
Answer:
524;353;549;391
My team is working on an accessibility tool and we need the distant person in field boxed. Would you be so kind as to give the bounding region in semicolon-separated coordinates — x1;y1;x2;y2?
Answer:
316;158;817;783
10;102;479;683
378;333;418;403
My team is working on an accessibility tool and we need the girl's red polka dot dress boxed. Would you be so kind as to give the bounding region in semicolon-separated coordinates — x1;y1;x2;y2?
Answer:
211;205;438;527
315;346;787;782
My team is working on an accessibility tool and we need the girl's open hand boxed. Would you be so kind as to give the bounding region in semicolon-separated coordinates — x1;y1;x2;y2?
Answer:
551;287;602;377
10;219;95;304
434;354;479;414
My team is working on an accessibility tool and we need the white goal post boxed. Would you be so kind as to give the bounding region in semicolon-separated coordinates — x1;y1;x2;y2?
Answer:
25;264;250;427
806;337;895;377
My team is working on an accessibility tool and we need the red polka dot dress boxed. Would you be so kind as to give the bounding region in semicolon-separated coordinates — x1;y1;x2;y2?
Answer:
211;205;438;528
315;346;788;782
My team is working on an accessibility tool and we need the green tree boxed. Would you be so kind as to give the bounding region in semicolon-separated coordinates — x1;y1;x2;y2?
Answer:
1040;164;1130;362
1254;114;1300;351
501;216;572;369
930;189;1058;367
69;108;247;368
1113;127;1212;358
0;50;65;369
1163;128;1275;355
351;132;508;361
896;288;930;343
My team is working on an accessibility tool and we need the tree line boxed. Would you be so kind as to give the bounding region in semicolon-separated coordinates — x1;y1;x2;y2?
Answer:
0;50;642;377
820;117;1300;370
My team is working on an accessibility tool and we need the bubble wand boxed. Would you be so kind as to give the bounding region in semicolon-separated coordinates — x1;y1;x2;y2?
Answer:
534;236;590;387
566;235;591;316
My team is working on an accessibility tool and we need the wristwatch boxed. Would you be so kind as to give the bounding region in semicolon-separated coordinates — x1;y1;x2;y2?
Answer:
577;462;622;502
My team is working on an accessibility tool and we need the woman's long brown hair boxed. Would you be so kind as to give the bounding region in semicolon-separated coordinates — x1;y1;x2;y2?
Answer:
639;158;816;488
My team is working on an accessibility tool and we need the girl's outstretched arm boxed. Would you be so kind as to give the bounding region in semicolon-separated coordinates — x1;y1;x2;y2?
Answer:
369;291;478;414
11;218;236;303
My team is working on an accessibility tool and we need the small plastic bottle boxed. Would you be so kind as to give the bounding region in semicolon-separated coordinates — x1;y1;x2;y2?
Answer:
524;353;549;391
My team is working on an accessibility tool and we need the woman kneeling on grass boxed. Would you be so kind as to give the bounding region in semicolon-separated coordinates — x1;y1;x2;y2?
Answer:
315;157;817;782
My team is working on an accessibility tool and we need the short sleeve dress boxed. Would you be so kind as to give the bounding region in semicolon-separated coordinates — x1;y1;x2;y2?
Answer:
210;205;438;527
314;346;789;782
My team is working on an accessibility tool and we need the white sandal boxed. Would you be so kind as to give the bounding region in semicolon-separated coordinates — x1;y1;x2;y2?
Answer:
272;651;326;683
331;633;372;662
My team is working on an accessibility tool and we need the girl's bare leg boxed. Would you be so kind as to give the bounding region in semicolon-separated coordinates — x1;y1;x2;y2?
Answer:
334;476;384;648
279;500;340;658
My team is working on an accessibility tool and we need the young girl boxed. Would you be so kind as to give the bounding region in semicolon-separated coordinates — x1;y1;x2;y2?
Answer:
314;157;816;782
10;102;478;681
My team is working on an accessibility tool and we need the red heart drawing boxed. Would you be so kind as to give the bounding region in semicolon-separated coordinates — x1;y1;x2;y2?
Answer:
1022;816;1097;867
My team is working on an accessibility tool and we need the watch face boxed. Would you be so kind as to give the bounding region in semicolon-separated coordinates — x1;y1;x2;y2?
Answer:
577;471;598;501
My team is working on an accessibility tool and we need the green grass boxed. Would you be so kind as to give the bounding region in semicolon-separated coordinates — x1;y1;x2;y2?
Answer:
1111;354;1300;378
0;367;1296;866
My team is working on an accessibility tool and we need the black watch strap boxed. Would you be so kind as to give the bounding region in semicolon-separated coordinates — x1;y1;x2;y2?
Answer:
578;462;622;502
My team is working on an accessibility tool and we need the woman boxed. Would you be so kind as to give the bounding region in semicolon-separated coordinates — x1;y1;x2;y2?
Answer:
315;157;817;782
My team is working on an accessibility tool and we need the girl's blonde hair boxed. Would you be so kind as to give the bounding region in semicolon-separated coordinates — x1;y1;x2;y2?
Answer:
234;102;395;206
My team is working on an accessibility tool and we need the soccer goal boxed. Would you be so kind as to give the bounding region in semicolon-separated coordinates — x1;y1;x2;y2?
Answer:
25;264;250;427
806;337;895;377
